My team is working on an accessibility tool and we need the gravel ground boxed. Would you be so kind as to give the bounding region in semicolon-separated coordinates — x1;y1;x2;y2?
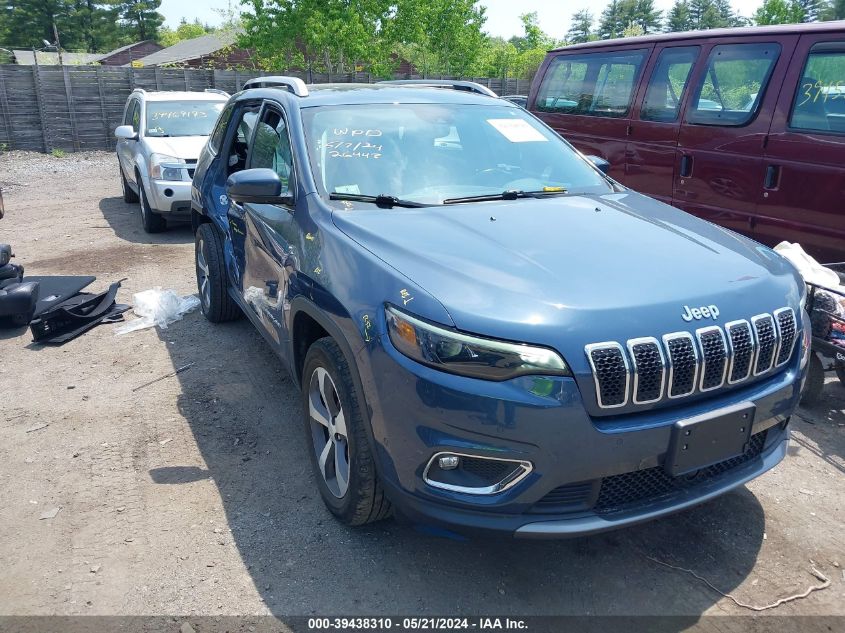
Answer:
0;151;843;623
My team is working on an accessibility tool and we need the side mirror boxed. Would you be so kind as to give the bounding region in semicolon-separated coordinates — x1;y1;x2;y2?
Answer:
226;168;292;205
586;155;610;175
115;125;138;140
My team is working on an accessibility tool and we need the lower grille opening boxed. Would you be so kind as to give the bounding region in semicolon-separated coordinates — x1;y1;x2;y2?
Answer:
594;430;768;514
530;481;594;514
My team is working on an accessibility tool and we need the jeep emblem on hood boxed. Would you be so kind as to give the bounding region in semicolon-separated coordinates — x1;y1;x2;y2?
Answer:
681;304;720;321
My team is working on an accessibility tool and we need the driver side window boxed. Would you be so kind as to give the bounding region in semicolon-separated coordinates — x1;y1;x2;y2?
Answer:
248;106;294;193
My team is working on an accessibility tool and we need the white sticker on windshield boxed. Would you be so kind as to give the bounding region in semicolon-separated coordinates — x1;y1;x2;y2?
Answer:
486;118;548;143
334;184;361;195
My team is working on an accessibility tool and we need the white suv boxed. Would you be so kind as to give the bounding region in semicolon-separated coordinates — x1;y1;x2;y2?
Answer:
115;89;228;233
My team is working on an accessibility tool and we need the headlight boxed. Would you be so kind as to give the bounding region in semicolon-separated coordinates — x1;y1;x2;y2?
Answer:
385;305;571;380
149;153;185;181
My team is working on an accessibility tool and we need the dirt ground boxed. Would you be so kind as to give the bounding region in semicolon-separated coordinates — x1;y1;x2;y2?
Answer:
0;151;843;623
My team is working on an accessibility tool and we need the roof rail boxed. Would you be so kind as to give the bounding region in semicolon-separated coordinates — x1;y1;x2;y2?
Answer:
204;88;230;98
242;76;309;97
377;79;497;98
131;88;146;94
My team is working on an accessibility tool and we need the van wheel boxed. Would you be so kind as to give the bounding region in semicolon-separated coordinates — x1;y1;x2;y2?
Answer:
302;337;391;526
195;223;240;323
120;167;138;203
801;353;825;406
835;358;845;387
138;178;166;233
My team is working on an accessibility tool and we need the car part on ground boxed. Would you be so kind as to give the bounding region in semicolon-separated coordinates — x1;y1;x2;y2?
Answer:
30;280;129;344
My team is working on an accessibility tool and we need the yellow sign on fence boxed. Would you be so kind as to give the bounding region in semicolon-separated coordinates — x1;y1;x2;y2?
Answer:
131;60;144;68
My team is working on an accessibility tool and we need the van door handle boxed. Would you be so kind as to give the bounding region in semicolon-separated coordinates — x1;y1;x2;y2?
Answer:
764;164;780;190
680;154;693;178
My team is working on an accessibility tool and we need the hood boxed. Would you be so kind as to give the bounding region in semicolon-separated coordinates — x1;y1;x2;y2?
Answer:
143;135;208;160
333;191;803;360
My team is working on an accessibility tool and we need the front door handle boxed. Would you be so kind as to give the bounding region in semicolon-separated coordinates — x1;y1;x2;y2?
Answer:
764;164;780;190
680;154;693;178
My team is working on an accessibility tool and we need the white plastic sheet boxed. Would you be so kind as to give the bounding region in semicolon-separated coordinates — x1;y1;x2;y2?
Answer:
115;287;200;335
774;241;842;290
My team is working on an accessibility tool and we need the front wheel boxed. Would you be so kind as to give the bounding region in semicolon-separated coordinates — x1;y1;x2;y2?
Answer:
195;223;240;323
138;179;166;233
120;166;138;203
301;337;391;525
801;353;825;406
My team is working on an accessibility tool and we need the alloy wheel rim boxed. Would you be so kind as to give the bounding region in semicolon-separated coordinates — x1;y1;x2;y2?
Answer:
139;187;147;220
308;366;350;498
196;238;210;309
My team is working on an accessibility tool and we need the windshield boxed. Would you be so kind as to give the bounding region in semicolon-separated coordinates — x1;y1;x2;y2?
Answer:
301;103;612;205
145;100;224;137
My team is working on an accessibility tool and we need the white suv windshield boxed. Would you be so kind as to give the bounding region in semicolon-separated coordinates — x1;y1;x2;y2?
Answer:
301;103;612;205
145;100;224;137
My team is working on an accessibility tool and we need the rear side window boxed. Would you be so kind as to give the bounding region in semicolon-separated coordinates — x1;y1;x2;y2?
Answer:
687;43;781;126
536;49;648;118
248;107;294;192
125;100;140;132
209;104;234;153
641;47;699;122
790;42;845;133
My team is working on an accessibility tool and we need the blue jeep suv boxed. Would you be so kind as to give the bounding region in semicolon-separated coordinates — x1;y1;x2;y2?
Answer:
190;77;809;538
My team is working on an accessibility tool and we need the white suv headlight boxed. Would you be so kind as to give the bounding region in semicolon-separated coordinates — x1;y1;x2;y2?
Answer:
149;153;185;181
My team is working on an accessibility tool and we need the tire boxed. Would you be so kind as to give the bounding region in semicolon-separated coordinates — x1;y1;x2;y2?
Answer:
137;177;166;233
801;353;825;406
301;337;391;526
120;166;138;203
195;223;240;323
836;357;845;387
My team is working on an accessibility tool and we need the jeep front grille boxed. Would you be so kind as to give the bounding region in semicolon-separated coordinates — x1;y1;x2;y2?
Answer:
585;308;797;410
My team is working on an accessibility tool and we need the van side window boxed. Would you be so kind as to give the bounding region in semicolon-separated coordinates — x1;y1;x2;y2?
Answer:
641;47;699;122
687;43;781;126
536;50;648;118
790;43;845;133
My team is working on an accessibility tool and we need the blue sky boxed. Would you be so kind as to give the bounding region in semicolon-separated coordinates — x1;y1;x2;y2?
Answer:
159;0;766;41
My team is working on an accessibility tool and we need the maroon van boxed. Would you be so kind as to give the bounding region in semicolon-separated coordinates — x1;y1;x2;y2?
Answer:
528;22;845;262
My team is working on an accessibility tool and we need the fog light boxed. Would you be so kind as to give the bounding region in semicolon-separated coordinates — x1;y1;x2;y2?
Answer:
438;455;460;470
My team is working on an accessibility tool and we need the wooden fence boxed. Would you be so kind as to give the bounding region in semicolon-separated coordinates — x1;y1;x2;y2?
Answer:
0;65;533;153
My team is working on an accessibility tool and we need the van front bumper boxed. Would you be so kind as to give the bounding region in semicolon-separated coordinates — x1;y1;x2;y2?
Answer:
358;336;801;539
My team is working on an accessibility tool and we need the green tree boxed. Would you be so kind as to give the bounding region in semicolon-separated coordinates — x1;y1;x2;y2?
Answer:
0;0;73;50
598;0;625;39
67;0;123;52
796;0;826;20
567;9;594;44
621;0;663;33
666;0;694;31
158;18;211;47
754;0;806;23
117;0;163;41
822;0;844;18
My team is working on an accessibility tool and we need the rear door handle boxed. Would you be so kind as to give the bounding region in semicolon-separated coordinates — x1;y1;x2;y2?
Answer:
680;154;693;178
764;164;780;190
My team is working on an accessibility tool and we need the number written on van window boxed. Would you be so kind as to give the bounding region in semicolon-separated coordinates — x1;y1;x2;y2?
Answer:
791;46;845;133
687;43;781;127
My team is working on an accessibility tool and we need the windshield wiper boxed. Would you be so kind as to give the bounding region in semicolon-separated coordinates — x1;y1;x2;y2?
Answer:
329;193;429;208
443;189;568;205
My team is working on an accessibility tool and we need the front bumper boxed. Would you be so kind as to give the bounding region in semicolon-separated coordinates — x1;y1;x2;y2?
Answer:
146;179;192;215
357;335;801;538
